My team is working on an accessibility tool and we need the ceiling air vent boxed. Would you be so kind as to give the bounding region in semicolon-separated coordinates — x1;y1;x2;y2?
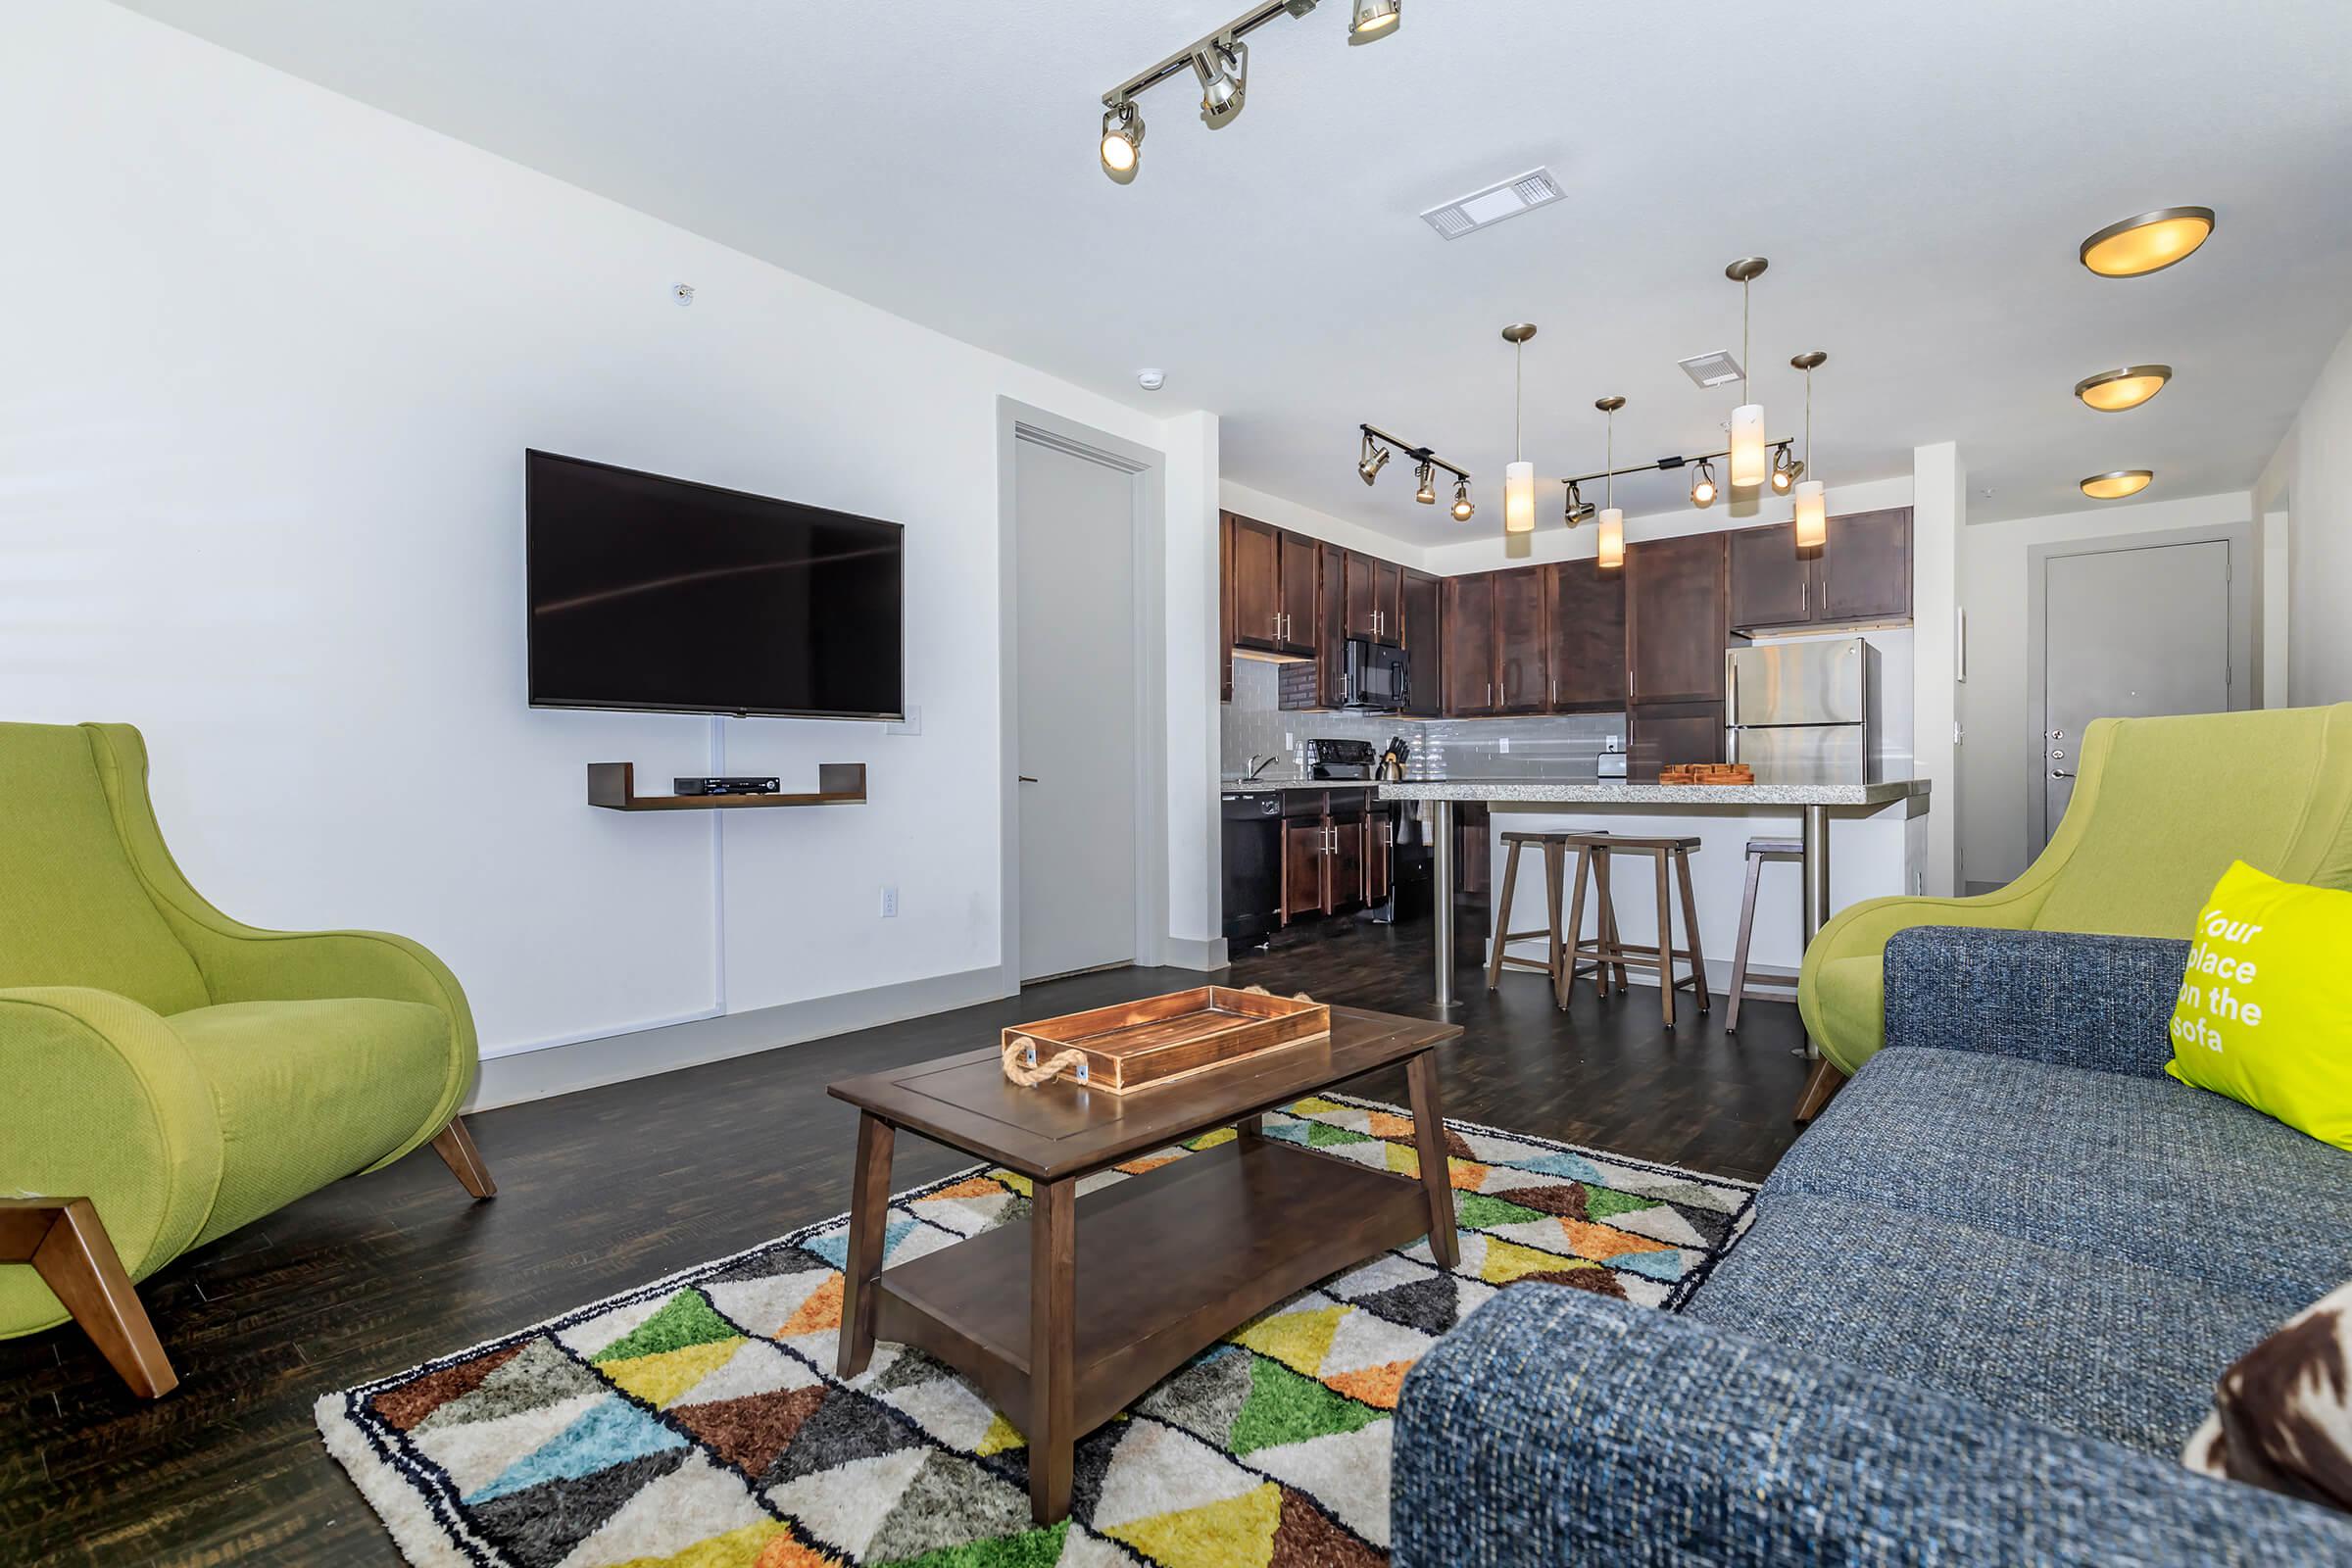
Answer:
1677;350;1745;389
1420;168;1563;240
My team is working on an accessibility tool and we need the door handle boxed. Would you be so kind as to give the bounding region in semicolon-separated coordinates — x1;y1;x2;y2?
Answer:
2049;769;2075;779
1018;775;1039;783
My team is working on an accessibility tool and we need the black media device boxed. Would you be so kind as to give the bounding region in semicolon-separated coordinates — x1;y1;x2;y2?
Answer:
672;776;783;797
526;450;906;720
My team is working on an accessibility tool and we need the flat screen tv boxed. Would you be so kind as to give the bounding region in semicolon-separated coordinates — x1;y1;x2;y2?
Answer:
526;450;905;720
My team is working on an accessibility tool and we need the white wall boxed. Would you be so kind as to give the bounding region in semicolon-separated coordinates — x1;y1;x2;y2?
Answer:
1955;488;2254;889
2268;321;2352;707
1217;479;1437;571
1;0;1218;1058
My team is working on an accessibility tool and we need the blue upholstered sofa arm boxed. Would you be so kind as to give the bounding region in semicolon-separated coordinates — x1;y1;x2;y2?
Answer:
1393;1286;2352;1568
1881;926;2189;1077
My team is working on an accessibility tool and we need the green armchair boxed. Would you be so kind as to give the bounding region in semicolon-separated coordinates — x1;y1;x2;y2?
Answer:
0;721;490;1395
1793;704;2352;1117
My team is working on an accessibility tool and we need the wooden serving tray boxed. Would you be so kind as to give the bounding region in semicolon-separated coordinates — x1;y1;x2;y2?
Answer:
1659;762;1754;786
1006;987;1331;1096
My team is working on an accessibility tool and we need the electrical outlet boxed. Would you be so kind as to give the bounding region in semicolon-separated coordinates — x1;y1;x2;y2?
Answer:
1498;736;1511;754
880;886;899;918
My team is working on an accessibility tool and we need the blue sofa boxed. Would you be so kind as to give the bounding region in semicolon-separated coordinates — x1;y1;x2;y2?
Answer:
1394;927;2352;1566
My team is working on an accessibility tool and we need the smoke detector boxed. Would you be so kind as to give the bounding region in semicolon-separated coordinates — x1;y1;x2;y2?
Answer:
1678;351;1742;388
1137;368;1167;392
1420;168;1564;240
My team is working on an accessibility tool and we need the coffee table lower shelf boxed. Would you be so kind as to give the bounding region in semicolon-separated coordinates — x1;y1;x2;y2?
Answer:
873;1137;1435;1439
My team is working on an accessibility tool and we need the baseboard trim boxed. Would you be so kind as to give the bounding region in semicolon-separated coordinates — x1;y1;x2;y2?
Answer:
1161;935;1230;972
466;965;1008;1111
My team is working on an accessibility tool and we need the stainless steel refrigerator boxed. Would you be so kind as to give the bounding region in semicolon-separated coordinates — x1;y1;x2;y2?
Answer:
1724;637;1883;783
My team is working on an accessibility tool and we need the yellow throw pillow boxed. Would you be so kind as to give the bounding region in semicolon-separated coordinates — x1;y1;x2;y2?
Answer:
2167;860;2352;1151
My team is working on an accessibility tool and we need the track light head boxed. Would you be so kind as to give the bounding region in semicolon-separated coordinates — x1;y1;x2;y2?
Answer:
1770;444;1797;494
1414;462;1438;505
1450;478;1475;522
1349;0;1401;43
1691;460;1719;509
1191;35;1248;128
1100;101;1144;182
1358;433;1392;486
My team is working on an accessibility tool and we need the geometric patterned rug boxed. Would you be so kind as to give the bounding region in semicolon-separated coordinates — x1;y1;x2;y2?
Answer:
317;1092;1756;1568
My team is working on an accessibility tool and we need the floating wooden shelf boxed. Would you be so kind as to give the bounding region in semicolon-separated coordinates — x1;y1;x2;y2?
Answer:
587;761;866;811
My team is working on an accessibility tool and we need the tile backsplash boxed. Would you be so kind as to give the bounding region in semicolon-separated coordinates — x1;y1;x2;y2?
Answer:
1223;655;1625;781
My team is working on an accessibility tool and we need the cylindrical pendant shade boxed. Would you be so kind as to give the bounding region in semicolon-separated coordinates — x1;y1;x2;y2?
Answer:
1793;480;1827;550
1504;462;1535;535
1730;404;1767;489
1597;508;1625;570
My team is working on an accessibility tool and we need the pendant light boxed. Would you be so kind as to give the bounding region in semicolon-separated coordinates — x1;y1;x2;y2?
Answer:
1791;351;1827;552
1501;324;1538;535
1726;258;1769;488
1595;396;1626;571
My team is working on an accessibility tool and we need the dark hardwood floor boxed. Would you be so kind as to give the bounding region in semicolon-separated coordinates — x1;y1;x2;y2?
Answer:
0;921;1812;1567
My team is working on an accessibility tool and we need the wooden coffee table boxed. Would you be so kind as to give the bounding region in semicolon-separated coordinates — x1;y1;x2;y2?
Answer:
828;1004;1461;1525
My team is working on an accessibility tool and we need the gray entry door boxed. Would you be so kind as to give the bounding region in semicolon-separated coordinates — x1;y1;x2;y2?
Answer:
2034;538;2234;853
1015;435;1139;982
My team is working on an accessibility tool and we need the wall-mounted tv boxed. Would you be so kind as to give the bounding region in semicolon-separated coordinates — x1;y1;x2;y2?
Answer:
526;450;905;720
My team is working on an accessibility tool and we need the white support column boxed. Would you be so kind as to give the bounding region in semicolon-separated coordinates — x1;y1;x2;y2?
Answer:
1160;409;1225;966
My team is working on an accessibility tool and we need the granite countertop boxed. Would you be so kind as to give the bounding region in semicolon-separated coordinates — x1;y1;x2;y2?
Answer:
1377;777;1931;808
1220;777;1395;793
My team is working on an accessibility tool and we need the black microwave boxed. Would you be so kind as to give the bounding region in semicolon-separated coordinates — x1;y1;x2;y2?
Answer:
1342;636;1409;710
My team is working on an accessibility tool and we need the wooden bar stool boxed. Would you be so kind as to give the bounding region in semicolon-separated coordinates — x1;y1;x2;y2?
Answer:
1726;837;1803;1031
1486;831;1572;996
1581;836;1710;1028
1558;832;1631;1006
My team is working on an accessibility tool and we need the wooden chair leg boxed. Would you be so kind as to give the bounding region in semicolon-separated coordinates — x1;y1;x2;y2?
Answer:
431;1116;497;1200
1793;1056;1849;1124
1485;840;1522;991
1559;845;1592;1009
1593;855;1630;995
1674;849;1710;1015
1543;843;1568;1002
1652;850;1677;1029
1;1198;177;1398
1727;849;1766;1032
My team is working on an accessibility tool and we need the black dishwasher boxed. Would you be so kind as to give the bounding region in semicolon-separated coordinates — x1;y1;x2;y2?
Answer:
1220;792;1283;944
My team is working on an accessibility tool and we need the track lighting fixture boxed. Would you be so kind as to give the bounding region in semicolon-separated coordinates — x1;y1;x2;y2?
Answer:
1192;35;1248;127
1100;100;1144;183
1414;462;1438;505
1792;352;1828;551
1595;397;1626;571
1350;0;1401;43
1451;478;1476;522
1357;432;1391;485
1355;424;1468;512
1726;258;1770;489
1501;324;1538;536
1690;460;1720;508
1100;0;1395;183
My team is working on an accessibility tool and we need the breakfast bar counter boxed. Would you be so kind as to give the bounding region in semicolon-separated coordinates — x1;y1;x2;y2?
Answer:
1378;778;1933;1008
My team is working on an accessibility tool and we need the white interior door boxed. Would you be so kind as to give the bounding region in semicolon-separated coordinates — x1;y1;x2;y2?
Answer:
1015;435;1138;982
2034;538;2232;852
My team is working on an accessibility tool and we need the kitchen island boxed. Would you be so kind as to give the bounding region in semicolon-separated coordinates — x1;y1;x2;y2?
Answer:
1378;778;1932;1009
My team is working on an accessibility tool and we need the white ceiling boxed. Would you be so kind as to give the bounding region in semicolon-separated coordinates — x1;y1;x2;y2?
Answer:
117;0;2352;536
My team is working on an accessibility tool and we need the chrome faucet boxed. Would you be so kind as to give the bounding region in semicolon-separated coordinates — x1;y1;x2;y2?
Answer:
1243;755;1279;781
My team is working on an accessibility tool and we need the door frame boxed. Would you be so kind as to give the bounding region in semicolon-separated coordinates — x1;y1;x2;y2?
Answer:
997;401;1170;991
2025;519;2253;852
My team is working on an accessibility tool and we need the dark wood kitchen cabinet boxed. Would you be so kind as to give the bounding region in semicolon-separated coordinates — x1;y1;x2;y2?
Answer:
1443;574;1498;715
1281;821;1326;919
1626;530;1729;707
1277;791;1380;921
1372;559;1403;643
1493;566;1548;714
1400;568;1444;717
1227;513;1316;656
1364;810;1392;906
1316;542;1347;709
1729;508;1913;632
1277;530;1318;652
1544;560;1627;712
1218;514;1236;702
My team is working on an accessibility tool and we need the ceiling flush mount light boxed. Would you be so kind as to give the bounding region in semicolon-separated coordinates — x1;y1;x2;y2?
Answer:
1451;478;1476;522
1350;0;1401;43
1192;35;1248;127
1501;323;1539;536
1414;462;1438;505
1100;100;1144;182
1726;258;1770;489
1357;431;1391;485
1791;351;1828;551
2075;364;2174;413
1690;460;1720;508
2081;468;2154;501
2080;206;2215;278
1595;397;1626;571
